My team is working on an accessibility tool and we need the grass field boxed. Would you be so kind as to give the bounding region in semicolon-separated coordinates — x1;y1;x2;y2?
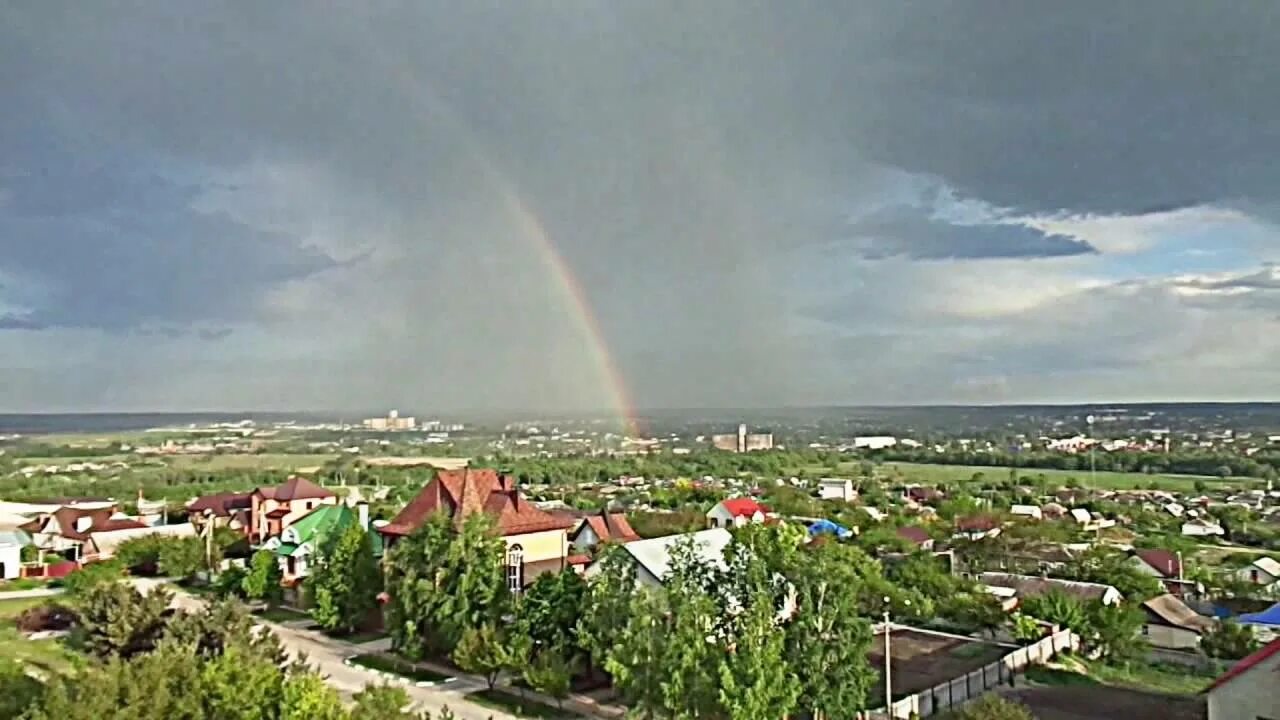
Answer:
0;598;82;677
161;453;337;471
877;462;1257;493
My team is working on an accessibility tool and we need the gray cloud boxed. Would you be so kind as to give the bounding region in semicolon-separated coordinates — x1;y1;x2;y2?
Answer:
1;2;1278;411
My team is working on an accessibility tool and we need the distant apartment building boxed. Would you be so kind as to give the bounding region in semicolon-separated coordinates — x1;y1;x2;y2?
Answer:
711;424;774;453
363;409;416;431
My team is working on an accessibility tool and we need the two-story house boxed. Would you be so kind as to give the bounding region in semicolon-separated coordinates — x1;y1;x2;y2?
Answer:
378;468;575;592
249;476;337;544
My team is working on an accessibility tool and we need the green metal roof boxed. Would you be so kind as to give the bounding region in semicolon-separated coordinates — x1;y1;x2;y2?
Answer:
274;542;299;557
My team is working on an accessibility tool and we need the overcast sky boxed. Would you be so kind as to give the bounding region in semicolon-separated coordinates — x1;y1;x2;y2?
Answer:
2;2;1279;413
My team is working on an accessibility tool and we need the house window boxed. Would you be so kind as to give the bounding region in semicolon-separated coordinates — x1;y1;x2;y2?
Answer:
506;545;524;593
1141;626;1149;636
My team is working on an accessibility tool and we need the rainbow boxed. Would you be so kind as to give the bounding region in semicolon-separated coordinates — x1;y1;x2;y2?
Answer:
364;45;640;436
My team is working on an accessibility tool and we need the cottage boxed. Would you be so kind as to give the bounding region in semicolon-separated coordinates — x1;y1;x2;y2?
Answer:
379;468;575;591
954;515;1002;541
569;508;640;552
20;504;147;562
1141;593;1214;650
187;492;253;535
706;497;770;529
586;528;733;589
1010;505;1043;521
978;572;1123;606
896;526;934;551
263;503;375;581
1205;638;1280;720
0;529;30;580
1182;518;1226;537
817;478;855;503
248;477;337;544
1235;557;1280;594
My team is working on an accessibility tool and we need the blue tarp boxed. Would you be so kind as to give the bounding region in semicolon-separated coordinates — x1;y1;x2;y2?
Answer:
1238;602;1280;627
808;519;852;539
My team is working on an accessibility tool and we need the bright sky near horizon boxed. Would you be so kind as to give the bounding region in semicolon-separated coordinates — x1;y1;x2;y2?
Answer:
2;3;1279;413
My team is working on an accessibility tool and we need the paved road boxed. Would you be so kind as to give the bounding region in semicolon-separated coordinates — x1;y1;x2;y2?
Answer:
131;579;515;720
0;587;64;601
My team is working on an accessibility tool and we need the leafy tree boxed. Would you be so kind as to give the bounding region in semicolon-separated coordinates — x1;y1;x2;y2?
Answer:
451;623;509;690
115;535;167;576
955;693;1035;720
73;581;173;660
0;658;43;718
384;513;508;658
212;565;248;599
280;672;348;720
162;598;287;663
717;549;801;720
514;570;585;657
1087;602;1146;662
61;559;124;599
158;536;207;580
1020;590;1089;636
309;525;382;634
522;651;574;709
605;591;669;718
1011;613;1043;643
242;550;283;605
1201;619;1260;660
576;544;636;670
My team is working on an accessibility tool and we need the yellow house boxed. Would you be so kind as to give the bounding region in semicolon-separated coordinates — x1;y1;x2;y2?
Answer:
378;468;578;591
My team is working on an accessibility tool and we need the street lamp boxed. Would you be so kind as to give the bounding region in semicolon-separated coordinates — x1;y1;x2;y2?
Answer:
883;596;909;719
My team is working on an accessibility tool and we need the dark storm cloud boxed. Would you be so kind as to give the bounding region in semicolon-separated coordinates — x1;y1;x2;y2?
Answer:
841;206;1095;260
1;2;1278;410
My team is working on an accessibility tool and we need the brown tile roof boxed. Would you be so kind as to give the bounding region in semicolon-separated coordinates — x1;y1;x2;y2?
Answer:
187;492;253;517
896;526;932;545
51;506;118;540
1134;548;1182;578
271;476;334;502
380;468;574;537
956;515;1000;532
572;509;640;545
90;518;148;532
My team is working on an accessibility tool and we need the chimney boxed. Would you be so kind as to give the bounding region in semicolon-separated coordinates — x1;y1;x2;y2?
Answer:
357;503;369;530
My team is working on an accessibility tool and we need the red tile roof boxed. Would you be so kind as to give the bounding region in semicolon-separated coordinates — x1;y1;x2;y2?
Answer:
90;518;148;532
380;468;574;537
956;515;1000;532
718;497;769;518
573;510;640;545
50;506;118;540
1204;637;1280;693
896;526;932;545
1134;548;1182;578
270;476;334;502
187;492;253;517
567;554;591;566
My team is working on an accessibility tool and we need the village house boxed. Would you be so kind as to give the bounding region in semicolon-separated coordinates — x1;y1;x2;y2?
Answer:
978;572;1123;607
20;504;148;562
953;515;1002;541
0;528;30;580
1140;593;1214;651
1128;548;1198;597
587;527;733;589
1234;557;1280;595
1182;517;1226;537
817;477;855;502
249;476;337;544
706;497;770;529
1010;504;1043;521
568;507;640;552
378;468;577;592
186;491;253;535
263;503;375;582
896;526;935;551
1204;638;1280;720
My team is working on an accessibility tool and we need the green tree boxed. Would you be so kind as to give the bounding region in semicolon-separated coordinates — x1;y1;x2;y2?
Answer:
242;550;283;605
522;651;574;709
717;550;801;720
213;565;248;599
1020;590;1089;636
0;658;43;718
955;693;1035;720
1201;619;1260;660
513;570;585;657
451;623;509;690
1087;602;1146;662
606;591;674;718
1061;546;1163;602
73;581;173;660
158;536;207;580
1011;613;1043;643
280;672;348;720
351;685;430;720
114;535;167;576
576;544;636;670
309;525;382;634
384;513;508;657
61;559;124;599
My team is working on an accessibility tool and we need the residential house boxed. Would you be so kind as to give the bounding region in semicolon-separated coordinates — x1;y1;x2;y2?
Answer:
187;492;253;535
1129;548;1198;597
706;497;770;529
264;503;375;582
1235;557;1280;595
896;526;935;551
89;523;195;560
249;477;337;544
978;572;1123;607
569;508;640;552
817;478;855;502
586;528;733;589
1141;593;1214;650
1068;508;1116;532
1182;518;1226;537
20;505;148;562
1010;505;1043;521
903;486;943;505
1205;638;1280;720
0;529;30;580
379;468;576;591
954;515;1002;541
1041;502;1068;520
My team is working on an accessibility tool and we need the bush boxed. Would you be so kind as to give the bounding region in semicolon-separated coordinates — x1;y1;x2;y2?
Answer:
115;535;168;576
213;566;249;600
62;559;124;598
15;602;77;632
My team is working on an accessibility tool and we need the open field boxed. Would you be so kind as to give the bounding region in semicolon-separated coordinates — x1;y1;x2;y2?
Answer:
161;453;338;471
0;597;82;677
877;462;1259;493
867;628;1009;702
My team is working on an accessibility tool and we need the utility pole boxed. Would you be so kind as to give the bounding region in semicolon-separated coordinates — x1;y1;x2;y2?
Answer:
883;600;893;720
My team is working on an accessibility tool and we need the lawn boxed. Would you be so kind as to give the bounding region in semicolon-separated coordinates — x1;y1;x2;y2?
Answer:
347;653;453;684
880;462;1257;493
162;453;338;471
1026;658;1215;696
466;688;574;719
0;598;82;677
